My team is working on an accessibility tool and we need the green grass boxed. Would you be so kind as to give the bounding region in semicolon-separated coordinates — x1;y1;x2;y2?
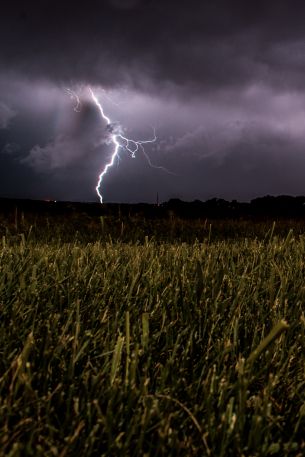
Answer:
1;226;305;456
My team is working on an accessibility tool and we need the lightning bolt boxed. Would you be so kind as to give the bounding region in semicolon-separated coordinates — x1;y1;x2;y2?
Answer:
66;88;81;112
89;87;172;204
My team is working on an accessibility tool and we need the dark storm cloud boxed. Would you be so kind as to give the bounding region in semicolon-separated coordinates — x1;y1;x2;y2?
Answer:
0;102;16;129
1;0;305;92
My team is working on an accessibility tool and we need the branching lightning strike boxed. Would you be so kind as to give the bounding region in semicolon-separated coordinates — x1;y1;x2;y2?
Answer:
89;88;172;203
66;88;81;112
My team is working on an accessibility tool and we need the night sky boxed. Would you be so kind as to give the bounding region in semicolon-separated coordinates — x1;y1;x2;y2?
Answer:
1;0;305;203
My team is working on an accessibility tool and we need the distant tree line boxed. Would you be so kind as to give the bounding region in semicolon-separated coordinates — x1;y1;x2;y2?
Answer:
161;195;305;219
1;195;305;219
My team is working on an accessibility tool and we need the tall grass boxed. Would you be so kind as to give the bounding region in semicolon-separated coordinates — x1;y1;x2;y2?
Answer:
1;228;305;455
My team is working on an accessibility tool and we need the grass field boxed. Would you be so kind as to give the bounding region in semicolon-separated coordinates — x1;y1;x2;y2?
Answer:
1;218;305;456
